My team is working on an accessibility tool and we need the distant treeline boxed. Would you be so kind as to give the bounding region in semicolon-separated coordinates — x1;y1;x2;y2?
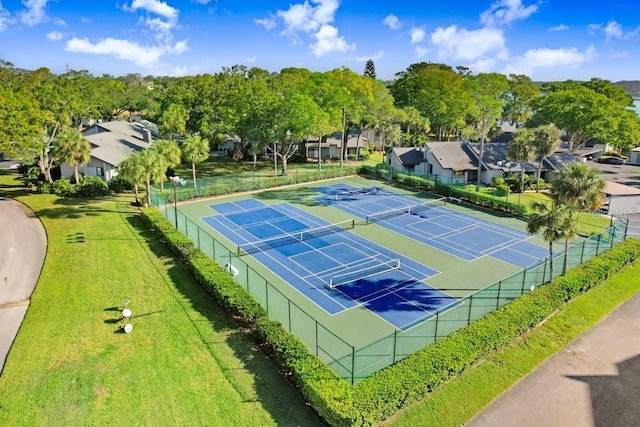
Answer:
614;80;640;98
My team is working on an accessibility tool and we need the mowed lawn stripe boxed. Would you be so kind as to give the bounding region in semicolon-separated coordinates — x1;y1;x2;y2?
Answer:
0;177;322;426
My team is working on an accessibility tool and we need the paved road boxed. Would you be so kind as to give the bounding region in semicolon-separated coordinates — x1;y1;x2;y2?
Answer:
466;291;640;427
0;198;47;374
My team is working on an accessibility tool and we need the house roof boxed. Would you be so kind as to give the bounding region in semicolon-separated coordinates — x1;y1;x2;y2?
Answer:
82;120;155;166
604;181;640;196
394;147;425;166
470;142;539;172
425;142;477;171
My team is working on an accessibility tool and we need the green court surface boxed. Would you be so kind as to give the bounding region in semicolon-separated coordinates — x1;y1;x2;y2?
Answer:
176;176;547;351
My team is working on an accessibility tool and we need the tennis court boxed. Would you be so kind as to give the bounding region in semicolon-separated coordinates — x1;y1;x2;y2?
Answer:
202;199;458;330
316;184;549;268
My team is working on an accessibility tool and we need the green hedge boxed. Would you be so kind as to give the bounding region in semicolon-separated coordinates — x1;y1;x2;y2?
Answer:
141;207;640;426
384;173;526;217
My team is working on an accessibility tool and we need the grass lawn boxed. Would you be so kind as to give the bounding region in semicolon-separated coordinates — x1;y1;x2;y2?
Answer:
0;171;322;426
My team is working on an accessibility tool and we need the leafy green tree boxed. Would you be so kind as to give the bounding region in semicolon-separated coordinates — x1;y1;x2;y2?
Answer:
181;134;209;192
532;124;561;192
152;139;182;192
160;104;188;140
466;73;509;191
502;74;540;125
364;59;377;79
391;62;473;140
526;201;571;284
530;80;631;152
53;128;91;183
508;128;536;192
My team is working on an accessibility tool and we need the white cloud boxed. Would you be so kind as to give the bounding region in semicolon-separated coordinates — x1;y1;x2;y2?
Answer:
469;58;497;73
410;28;425;44
310;24;355;57
605;21;623;41
382;14;401;30
480;0;538;28
503;46;596;77
245;55;256;63
80;16;92;24
415;46;429;58
549;24;569;32
430;25;507;61
0;2;13;31
65;36;187;68
277;0;339;35
46;30;64;41
19;0;48;26
588;23;601;33
254;17;277;30
124;0;178;21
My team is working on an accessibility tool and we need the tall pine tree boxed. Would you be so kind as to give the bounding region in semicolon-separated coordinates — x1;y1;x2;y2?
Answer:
364;59;377;79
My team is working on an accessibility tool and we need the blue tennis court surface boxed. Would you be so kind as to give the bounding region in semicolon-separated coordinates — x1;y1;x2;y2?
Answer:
204;200;458;330
316;184;549;268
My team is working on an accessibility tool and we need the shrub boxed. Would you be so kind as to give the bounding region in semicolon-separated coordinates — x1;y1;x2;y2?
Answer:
109;176;132;193
76;176;109;197
52;177;75;196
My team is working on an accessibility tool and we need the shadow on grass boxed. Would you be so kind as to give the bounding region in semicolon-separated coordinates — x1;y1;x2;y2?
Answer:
125;213;326;426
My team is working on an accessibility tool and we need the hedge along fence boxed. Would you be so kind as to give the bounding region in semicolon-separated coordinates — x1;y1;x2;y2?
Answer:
166;165;362;203
141;207;640;426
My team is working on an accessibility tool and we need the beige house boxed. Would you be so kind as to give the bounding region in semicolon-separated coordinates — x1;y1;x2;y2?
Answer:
59;119;157;183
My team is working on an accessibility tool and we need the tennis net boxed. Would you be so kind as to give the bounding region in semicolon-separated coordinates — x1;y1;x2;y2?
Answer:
327;258;401;290
237;218;355;255
365;197;447;225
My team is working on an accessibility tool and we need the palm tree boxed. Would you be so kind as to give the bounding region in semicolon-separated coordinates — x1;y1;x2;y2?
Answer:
152;139;182;192
54;128;91;183
527;201;571;284
117;153;145;206
551;162;605;212
532;124;561;192
137;149;167;208
551;162;606;274
181;134;209;193
508;128;536;192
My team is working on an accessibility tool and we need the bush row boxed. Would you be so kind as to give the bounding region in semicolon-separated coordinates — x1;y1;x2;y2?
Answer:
389;173;526;217
140;208;357;426
40;176;110;197
348;238;640;422
166;166;361;203
142;188;640;425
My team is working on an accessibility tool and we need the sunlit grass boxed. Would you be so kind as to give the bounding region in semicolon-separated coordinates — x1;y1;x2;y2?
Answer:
0;171;322;426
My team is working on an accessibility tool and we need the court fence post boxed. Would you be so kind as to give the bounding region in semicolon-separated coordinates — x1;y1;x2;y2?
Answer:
542;258;547;284
596;233;601;254
433;311;439;341
467;294;473;324
521;268;527;296
580;239;586;264
495;280;502;310
351;347;356;385
288;300;291;331
392;331;397;364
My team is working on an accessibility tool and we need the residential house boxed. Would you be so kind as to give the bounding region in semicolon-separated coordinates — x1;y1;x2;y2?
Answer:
59;119;157;183
303;131;368;161
602;181;640;215
386;140;598;186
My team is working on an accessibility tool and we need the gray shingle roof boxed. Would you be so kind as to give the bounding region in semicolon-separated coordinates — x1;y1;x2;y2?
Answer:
82;120;155;166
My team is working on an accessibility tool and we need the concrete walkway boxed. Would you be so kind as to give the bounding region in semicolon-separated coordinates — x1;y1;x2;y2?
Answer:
0;198;47;374
466;290;640;427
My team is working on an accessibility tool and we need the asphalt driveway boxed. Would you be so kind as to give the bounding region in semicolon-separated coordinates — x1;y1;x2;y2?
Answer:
0;198;47;374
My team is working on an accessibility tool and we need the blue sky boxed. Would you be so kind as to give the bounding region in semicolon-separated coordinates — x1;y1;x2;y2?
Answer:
0;0;639;82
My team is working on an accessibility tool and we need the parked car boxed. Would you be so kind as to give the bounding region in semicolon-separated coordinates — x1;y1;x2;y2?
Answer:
597;156;625;165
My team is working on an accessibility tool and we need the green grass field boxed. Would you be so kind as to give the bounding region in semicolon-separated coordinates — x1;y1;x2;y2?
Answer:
0;154;626;424
0;171;323;426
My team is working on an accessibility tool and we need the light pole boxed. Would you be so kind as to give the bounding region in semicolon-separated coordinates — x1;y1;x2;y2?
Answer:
170;176;186;228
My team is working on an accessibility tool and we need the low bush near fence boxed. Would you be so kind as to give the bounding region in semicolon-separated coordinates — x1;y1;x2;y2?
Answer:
141;206;640;426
